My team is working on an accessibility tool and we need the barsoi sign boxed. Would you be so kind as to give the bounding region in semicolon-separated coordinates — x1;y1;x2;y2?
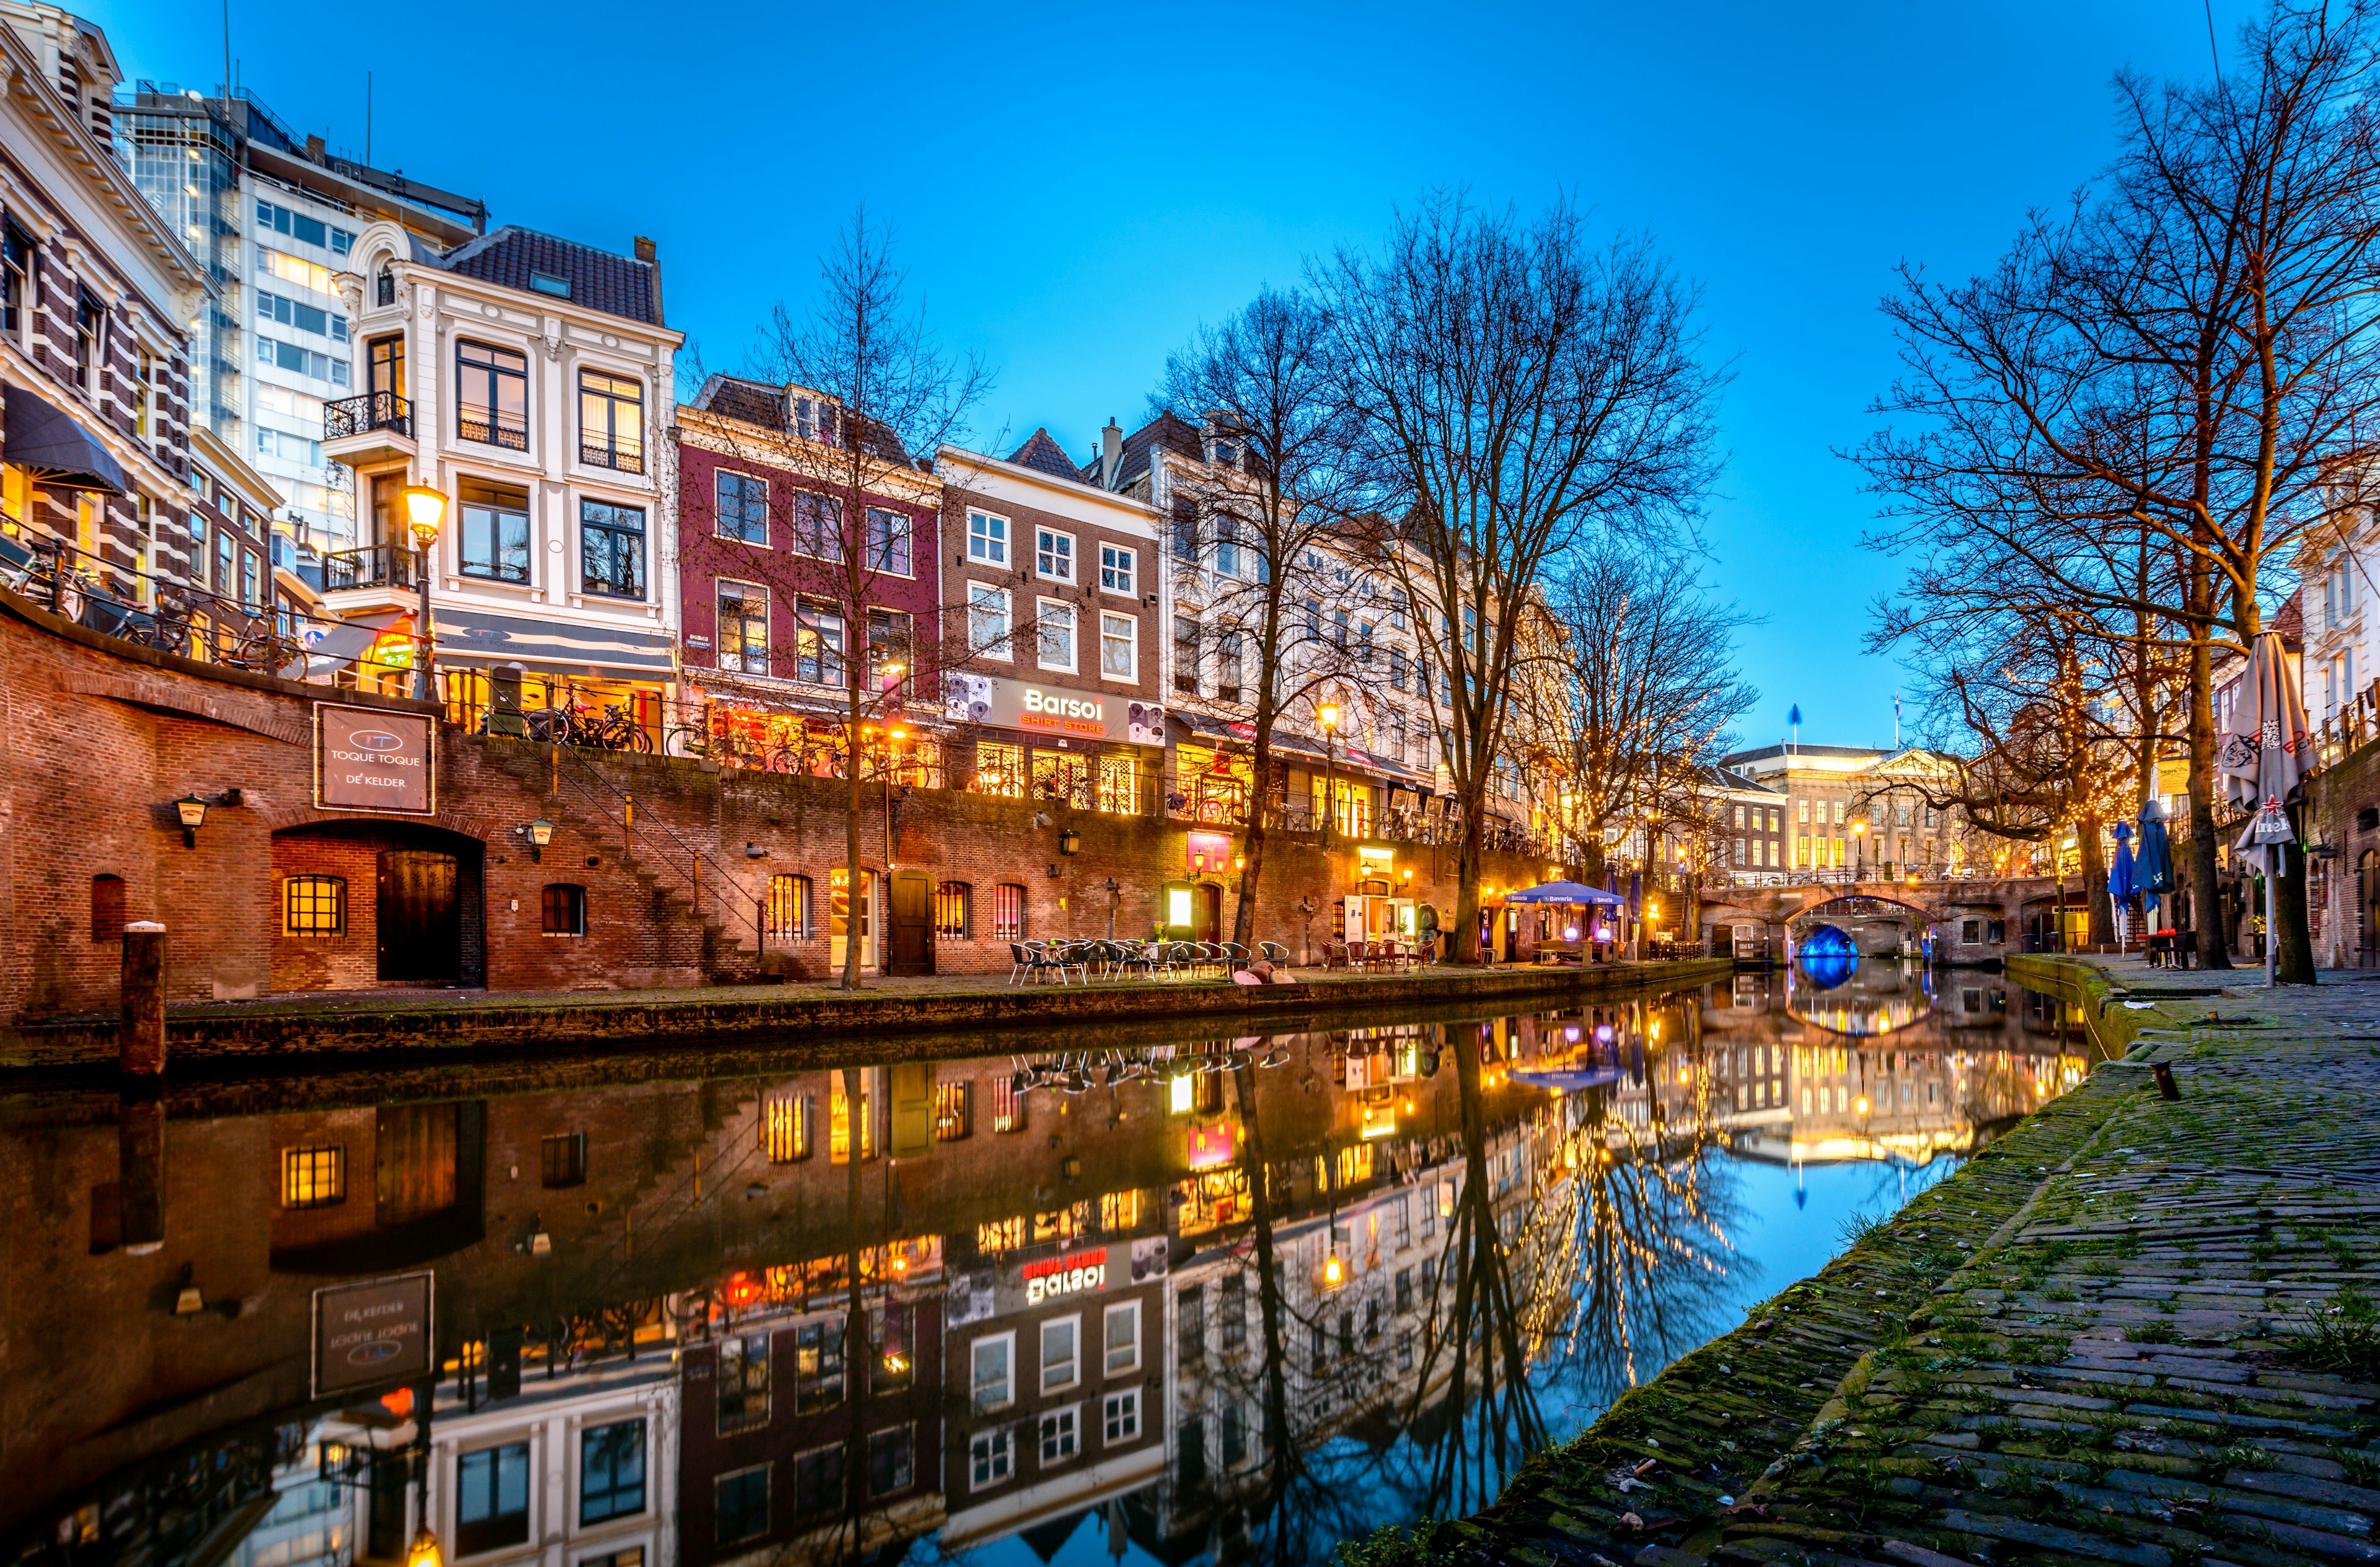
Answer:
315;704;436;814
1023;1246;1109;1305
944;673;1165;748
312;1271;434;1397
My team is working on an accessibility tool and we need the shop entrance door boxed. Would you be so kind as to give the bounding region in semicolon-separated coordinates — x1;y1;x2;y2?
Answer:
886;868;933;976
831;869;878;973
1194;883;1223;944
377;849;460;984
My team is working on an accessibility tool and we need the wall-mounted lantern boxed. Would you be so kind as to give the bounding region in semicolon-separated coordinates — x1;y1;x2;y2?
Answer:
173;793;210;848
524;819;554;862
1057;828;1082;856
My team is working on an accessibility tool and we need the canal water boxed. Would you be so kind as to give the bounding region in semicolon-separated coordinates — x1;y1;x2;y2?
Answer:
0;963;2104;1567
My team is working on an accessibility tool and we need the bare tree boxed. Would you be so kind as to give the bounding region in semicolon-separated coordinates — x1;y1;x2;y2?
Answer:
1322;195;1725;961
1155;289;1373;948
699;210;990;990
1858;0;2380;979
1528;534;1758;877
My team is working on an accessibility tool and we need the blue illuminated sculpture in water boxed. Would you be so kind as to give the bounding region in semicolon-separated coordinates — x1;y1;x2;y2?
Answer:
1796;924;1859;990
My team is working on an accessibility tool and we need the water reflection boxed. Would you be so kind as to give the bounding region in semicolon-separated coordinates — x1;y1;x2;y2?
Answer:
0;977;2107;1567
1783;955;1933;1036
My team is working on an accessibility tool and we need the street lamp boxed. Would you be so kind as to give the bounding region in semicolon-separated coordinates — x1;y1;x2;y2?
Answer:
174;792;209;848
1317;700;1341;852
401;485;447;704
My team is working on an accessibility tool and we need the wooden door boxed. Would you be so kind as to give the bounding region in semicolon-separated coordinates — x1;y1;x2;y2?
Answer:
377;849;461;982
1194;884;1223;943
886;868;933;976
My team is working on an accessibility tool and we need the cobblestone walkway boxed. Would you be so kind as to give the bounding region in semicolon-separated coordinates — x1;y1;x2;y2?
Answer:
1434;960;2380;1567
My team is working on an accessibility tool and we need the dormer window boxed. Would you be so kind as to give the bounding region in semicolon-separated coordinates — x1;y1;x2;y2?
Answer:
793;395;837;446
1208;437;1240;469
529;271;571;299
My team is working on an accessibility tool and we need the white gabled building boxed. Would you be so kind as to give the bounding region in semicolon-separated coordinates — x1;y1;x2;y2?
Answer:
320;223;682;723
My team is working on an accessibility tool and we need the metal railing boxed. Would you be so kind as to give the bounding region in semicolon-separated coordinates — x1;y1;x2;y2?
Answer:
578;437;644;474
323;390;411;440
457;407;528;451
322;544;421;592
1;532;424;689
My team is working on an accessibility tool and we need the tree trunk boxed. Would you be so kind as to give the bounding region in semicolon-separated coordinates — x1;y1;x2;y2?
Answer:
2185;610;2230;968
842;714;865;991
1231;1056;1295;1474
2079;810;2113;947
1452;806;1485;963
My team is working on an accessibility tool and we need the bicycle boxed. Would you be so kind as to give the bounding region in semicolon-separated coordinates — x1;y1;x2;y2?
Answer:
578;704;653;754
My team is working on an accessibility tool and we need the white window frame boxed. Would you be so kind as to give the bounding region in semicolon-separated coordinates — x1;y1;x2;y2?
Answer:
1099;612;1137;682
1102;1299;1140;1375
969;584;1012;663
1099;542;1136;597
1039;1313;1080;1393
968;1427;1013;1491
1101;1388;1140;1446
1038;1404;1081;1466
967;508;1010;567
1035;526;1076;583
971;1330;1015;1411
1036;598;1077;674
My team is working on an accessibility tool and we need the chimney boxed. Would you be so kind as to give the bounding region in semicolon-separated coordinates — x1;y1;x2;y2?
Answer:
1100;418;1123;490
633;236;664;327
305;133;325;164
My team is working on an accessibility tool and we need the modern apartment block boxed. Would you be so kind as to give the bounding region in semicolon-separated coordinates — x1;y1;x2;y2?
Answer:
114;80;483;555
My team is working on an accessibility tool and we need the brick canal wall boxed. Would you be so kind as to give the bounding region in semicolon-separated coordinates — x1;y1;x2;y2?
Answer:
0;960;1732;1072
0;583;1587;1024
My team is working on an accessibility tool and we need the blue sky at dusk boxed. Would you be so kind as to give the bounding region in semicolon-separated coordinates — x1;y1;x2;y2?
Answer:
99;0;2250;751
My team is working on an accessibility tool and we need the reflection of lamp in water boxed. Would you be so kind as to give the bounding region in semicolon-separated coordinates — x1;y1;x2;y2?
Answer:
405;1529;444;1567
1322;1251;1345;1287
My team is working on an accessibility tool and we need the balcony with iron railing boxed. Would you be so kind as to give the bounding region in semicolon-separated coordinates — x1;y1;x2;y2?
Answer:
458;404;528;451
321;391;414;465
579;435;645;474
322;544;422;594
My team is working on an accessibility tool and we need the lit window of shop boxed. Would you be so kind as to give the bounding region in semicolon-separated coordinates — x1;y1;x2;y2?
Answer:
987;1076;1027;1134
1100;543;1135;594
1037;601;1076;671
967;508;1009;566
973;741;1025;797
1095;753;1144;816
1101;612;1136;679
766;873;809;939
933;1082;971;1141
283;873;345;936
764;1093;811;1162
281;1145;343;1209
1033;752;1090;808
830;1073;873;1162
795;598;846;686
992;883;1026;940
935;881;972;938
791;490;844;561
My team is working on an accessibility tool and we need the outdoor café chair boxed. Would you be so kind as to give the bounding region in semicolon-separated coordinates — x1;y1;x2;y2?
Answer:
1321;940;1350;970
1222;942;1250;969
1258;941;1292;966
1008;942;1040;985
1052;942;1091;985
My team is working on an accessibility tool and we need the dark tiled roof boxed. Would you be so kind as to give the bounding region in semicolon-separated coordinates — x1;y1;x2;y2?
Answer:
696;375;786;428
1009;428;1090;483
434;227;658;325
1115;410;1205;485
2272;587;2304;647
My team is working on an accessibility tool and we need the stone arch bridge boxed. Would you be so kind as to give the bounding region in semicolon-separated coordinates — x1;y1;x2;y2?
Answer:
1697;876;2066;963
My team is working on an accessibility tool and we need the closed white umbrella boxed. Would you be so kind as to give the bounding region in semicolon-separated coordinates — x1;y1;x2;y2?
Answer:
2216;630;2312;986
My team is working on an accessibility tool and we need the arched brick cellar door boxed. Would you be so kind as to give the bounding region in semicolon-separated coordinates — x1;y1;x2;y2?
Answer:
378;849;461;983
